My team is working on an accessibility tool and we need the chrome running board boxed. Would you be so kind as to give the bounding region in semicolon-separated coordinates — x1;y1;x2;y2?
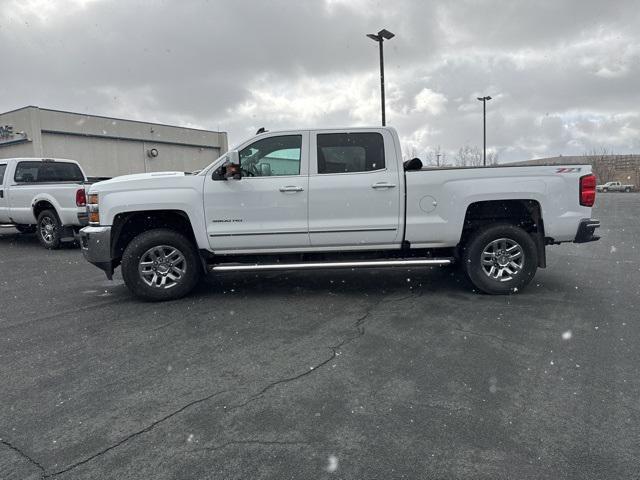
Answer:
209;258;453;272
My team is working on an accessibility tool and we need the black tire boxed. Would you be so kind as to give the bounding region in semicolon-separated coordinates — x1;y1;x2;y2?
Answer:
602;188;608;192
624;187;631;193
121;229;202;301
36;210;62;249
461;223;538;295
15;225;36;234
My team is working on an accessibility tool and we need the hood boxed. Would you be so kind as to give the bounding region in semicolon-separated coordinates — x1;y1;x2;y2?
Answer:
91;171;187;190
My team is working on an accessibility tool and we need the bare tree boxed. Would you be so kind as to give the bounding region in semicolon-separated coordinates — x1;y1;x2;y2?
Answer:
425;145;447;167
455;145;483;167
584;147;615;183
455;146;470;167
455;145;498;167
486;150;499;166
404;145;419;162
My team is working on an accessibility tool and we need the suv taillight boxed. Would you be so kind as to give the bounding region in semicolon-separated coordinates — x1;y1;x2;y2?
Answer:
76;188;87;207
580;174;596;207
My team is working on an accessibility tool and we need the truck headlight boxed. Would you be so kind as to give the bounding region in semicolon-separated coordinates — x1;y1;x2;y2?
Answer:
87;194;100;225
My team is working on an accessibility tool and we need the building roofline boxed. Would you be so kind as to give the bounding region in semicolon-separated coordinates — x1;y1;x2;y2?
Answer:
1;105;227;135
0;105;40;116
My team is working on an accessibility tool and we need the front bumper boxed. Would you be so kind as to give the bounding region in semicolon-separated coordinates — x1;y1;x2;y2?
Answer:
574;218;601;243
80;226;114;279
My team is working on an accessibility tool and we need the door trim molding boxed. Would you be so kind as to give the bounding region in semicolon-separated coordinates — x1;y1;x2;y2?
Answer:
210;230;307;237
210;227;397;237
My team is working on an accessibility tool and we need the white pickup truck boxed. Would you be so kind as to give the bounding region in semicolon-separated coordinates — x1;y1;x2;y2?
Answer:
80;127;600;301
0;158;89;248
596;181;635;193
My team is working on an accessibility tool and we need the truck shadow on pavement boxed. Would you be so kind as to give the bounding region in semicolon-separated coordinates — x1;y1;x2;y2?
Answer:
192;265;475;300
0;229;79;249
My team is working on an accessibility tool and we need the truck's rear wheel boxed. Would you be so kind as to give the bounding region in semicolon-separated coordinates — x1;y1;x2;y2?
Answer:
624;187;631;193
121;229;201;301
462;223;538;294
36;210;62;249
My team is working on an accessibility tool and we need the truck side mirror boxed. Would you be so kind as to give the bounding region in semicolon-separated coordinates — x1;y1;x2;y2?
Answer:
228;150;240;165
225;163;242;180
212;151;243;181
225;151;242;180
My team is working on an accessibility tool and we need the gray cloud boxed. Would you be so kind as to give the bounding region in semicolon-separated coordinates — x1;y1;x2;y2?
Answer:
1;0;639;162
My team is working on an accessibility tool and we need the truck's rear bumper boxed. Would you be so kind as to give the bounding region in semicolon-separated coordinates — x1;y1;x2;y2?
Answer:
574;218;600;243
77;211;89;226
80;226;114;279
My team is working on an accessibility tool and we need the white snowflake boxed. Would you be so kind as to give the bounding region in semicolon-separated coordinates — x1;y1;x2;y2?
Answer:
325;455;338;473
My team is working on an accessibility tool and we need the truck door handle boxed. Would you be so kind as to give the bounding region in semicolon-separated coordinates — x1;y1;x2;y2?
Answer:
0;190;3;199
371;182;396;189
279;186;304;192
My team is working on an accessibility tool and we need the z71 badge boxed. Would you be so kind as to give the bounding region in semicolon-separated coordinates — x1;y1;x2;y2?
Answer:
556;167;582;173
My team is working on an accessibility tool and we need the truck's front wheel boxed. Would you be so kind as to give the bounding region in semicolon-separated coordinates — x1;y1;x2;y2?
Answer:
121;229;201;301
462;223;538;294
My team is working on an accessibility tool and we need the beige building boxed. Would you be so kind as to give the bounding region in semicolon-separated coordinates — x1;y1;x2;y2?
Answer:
0;106;228;178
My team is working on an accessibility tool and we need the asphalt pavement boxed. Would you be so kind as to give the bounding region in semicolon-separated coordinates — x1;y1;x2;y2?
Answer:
1;193;639;479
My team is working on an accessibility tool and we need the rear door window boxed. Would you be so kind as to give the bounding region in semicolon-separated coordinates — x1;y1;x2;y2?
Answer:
14;161;84;183
317;132;385;174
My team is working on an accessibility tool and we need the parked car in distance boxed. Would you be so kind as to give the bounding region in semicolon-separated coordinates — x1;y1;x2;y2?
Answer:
596;181;635;192
0;158;89;248
80;127;601;301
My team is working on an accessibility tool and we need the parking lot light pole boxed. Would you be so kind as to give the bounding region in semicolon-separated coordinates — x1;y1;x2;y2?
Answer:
367;29;395;126
477;95;492;166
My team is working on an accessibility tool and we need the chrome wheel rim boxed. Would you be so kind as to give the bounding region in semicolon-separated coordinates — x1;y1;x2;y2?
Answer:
138;245;187;289
481;238;524;282
39;216;56;243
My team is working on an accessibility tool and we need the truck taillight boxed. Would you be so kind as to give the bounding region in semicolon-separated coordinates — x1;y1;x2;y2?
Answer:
76;188;87;207
580;174;596;207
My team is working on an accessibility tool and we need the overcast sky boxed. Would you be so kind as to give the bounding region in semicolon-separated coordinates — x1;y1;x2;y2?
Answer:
1;0;639;162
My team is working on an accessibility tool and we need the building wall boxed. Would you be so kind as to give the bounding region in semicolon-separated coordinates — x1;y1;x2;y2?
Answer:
40;132;220;177
0;107;39;158
0;107;227;178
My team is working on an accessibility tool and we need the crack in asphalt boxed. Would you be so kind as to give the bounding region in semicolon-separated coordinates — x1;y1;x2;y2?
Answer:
190;439;310;453
19;294;399;478
453;327;525;348
0;297;131;331
0;438;46;478
227;303;379;412
451;317;525;348
150;318;183;332
44;389;229;478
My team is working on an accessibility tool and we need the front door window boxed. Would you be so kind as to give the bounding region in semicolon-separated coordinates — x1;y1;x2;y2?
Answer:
239;135;302;177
